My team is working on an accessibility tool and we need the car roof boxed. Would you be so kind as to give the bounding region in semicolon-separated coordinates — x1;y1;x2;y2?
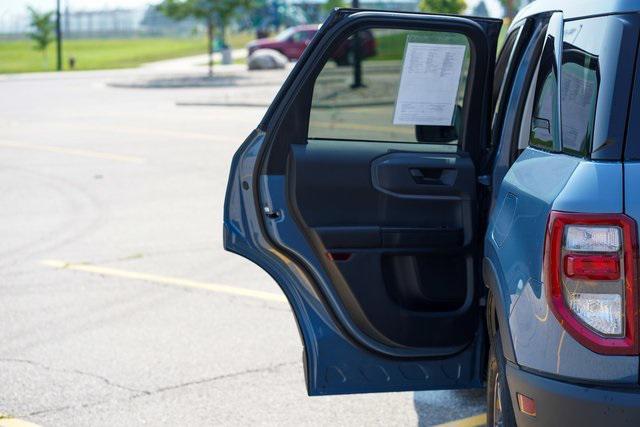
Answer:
292;24;320;32
514;0;640;24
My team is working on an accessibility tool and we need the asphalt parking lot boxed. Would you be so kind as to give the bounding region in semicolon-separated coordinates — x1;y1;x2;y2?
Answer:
0;62;486;426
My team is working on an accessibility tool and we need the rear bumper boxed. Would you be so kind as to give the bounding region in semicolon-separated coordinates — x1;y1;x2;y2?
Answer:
506;364;640;426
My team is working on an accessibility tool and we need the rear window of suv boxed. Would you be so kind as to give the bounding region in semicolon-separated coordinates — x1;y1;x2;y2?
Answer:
560;19;600;157
528;15;635;158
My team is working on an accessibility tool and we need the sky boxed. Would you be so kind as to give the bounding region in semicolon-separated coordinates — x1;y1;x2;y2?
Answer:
1;0;505;17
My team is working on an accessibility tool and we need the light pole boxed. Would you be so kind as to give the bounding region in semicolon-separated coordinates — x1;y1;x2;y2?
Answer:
351;0;362;88
55;0;62;71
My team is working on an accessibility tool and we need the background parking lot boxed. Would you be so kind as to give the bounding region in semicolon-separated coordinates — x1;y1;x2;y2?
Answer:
0;59;486;426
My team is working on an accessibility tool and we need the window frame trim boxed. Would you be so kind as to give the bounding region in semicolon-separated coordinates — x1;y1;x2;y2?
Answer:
528;12;564;154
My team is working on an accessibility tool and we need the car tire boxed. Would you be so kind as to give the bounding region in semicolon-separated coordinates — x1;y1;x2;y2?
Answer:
487;331;517;427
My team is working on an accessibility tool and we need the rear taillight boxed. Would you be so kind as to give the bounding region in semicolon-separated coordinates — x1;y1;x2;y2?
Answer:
544;212;639;355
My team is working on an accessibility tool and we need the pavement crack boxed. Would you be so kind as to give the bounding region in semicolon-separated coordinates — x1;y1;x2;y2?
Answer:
0;358;150;395
151;360;300;395
13;360;300;420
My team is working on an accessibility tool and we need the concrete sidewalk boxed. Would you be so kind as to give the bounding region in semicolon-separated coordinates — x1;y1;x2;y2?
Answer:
141;49;248;73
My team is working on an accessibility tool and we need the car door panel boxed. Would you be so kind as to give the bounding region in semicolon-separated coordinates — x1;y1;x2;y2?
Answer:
225;9;502;396
226;130;485;395
288;139;478;349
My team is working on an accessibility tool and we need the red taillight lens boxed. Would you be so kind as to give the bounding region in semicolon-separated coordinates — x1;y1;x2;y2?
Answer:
544;212;639;355
564;254;621;281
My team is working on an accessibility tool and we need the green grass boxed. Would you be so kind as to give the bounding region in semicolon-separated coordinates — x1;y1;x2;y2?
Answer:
372;30;469;61
0;32;253;74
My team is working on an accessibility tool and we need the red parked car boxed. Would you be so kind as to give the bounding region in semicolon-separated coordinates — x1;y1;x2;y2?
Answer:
247;24;376;65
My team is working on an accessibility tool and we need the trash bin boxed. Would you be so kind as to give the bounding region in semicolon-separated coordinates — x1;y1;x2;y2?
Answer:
222;47;233;65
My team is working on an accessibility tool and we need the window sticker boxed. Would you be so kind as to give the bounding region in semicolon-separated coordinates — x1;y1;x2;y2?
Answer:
393;41;466;126
561;62;598;152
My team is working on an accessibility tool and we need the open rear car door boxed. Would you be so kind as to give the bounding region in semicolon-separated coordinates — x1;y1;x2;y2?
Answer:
224;9;502;396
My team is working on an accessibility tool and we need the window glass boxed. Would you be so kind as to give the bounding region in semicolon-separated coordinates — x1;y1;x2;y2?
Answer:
307;29;471;145
528;26;559;152
561;60;598;155
275;27;296;41
560;20;601;157
530;69;556;149
292;30;314;43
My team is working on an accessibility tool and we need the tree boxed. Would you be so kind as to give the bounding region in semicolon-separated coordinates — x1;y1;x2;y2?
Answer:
323;0;346;13
157;0;254;76
27;7;54;67
499;0;520;20
419;0;467;14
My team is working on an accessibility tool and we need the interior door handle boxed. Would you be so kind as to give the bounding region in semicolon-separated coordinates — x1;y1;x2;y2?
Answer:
409;168;444;185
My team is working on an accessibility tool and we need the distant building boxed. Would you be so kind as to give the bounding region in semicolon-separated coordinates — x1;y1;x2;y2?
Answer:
0;6;201;38
139;7;201;36
62;8;144;38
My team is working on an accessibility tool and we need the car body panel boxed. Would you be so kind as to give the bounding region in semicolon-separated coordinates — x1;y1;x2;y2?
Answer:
486;6;640;385
247;25;320;59
489;150;638;383
507;362;640;427
247;24;377;63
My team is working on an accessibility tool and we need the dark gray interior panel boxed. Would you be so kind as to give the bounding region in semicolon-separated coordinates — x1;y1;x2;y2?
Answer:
288;139;479;348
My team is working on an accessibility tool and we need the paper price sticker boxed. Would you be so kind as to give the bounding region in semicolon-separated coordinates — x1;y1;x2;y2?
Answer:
393;42;466;126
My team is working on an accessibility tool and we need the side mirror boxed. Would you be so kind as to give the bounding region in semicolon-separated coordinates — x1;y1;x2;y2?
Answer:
415;105;462;144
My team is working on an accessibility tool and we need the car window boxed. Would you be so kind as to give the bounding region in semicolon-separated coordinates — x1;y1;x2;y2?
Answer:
524;17;626;158
525;20;562;153
307;28;471;145
530;66;556;150
275;28;296;41
560;19;602;157
561;55;597;156
291;31;306;42
518;62;539;151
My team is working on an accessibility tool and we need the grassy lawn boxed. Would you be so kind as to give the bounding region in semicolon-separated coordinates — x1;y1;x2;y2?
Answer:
372;25;510;61
0;32;252;74
371;30;469;61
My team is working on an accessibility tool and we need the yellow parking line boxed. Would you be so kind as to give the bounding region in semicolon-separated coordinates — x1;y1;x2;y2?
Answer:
434;413;486;427
57;123;233;143
0;414;41;427
0;140;145;164
41;259;287;303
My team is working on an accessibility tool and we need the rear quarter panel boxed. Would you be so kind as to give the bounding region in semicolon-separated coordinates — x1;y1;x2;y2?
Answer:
486;148;638;383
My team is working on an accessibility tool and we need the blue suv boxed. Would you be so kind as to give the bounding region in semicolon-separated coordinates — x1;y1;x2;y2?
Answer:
224;1;640;425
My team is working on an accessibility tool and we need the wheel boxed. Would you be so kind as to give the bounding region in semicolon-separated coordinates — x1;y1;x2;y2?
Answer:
487;331;517;427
